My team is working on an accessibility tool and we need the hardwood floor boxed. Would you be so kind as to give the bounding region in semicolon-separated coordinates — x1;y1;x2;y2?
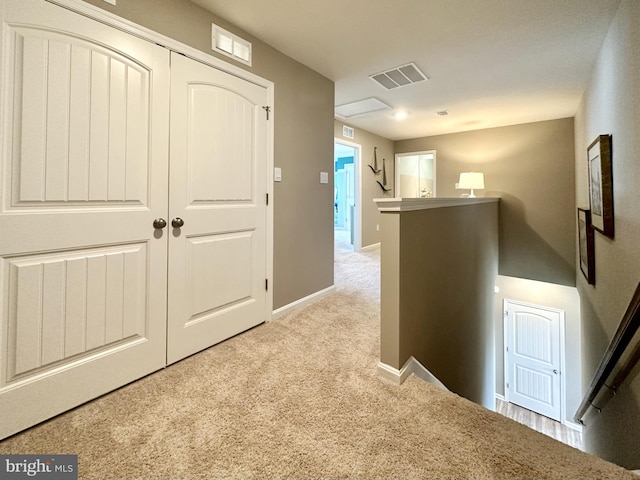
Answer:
496;399;583;450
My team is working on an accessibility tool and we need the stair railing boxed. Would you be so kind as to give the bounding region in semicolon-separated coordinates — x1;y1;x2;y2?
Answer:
575;282;640;425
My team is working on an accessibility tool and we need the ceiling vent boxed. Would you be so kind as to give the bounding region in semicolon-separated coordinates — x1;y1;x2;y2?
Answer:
370;63;428;90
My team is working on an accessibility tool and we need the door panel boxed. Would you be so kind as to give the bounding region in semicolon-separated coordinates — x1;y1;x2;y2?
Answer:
505;301;562;421
7;244;147;380
0;0;169;439
167;53;267;364
187;84;254;202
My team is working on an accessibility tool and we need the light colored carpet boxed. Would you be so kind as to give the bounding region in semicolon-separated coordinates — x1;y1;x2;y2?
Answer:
0;244;635;479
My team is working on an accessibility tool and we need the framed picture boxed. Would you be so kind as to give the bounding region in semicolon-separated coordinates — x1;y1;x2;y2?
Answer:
578;208;595;284
587;134;614;237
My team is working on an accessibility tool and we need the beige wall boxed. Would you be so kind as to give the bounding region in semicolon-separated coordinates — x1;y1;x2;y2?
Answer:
380;201;499;409
334;121;394;248
395;118;576;287
81;0;335;309
574;0;640;469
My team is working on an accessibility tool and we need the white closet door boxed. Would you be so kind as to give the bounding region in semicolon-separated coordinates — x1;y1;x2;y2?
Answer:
505;301;562;421
0;0;170;439
167;53;268;364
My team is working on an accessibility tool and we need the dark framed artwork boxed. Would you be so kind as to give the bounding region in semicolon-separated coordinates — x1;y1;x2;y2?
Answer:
587;134;614;238
578;208;595;284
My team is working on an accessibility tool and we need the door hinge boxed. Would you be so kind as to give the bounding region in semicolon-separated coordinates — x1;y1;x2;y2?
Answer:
265;278;268;291
262;105;271;120
266;193;269;206
506;382;510;389
506;346;509;352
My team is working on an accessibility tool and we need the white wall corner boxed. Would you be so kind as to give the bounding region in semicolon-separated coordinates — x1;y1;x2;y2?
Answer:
377;357;449;391
377;361;412;385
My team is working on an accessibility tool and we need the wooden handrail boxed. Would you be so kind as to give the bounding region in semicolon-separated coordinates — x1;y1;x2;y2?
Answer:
575;282;640;424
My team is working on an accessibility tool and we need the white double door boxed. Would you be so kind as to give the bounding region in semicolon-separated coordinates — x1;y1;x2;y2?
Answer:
0;0;268;439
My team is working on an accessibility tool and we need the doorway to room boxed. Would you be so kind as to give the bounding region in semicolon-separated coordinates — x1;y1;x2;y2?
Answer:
334;139;361;254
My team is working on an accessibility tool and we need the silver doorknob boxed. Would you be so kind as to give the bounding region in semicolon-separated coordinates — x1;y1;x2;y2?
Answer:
171;217;184;228
553;369;558;375
153;218;167;229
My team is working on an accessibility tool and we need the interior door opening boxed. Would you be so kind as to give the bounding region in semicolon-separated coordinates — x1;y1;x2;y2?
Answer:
395;151;436;198
334;140;360;253
504;300;565;422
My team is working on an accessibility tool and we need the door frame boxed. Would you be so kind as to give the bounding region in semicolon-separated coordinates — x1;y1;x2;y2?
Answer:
48;0;275;320
334;138;362;251
503;299;567;424
394;150;437;198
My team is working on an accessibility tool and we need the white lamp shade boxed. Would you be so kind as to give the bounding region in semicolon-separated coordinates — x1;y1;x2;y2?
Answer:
458;172;485;190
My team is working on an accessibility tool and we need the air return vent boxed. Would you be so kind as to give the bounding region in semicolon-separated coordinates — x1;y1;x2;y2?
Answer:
212;23;252;66
370;63;428;90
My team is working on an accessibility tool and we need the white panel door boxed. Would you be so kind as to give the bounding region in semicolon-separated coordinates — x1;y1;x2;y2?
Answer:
167;53;268;364
505;301;562;421
0;0;169;439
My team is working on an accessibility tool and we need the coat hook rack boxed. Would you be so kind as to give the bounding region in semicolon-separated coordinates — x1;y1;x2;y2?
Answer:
368;147;381;174
377;158;392;192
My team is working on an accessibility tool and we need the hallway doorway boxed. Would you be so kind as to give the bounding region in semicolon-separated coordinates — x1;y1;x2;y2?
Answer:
334;139;361;254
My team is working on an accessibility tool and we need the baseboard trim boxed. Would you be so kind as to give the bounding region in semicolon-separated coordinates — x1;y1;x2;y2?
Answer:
360;242;380;252
378;357;448;391
564;419;583;433
271;285;336;320
377;361;412;385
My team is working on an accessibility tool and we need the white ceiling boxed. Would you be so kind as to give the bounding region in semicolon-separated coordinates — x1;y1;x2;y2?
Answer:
192;0;621;141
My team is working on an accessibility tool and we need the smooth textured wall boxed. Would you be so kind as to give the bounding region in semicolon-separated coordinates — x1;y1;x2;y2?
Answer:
395;119;576;287
574;0;640;469
334;121;394;248
80;0;335;309
379;201;499;409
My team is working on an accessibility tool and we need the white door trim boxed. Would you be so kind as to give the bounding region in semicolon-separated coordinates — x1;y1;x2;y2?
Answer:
46;0;274;321
394;150;437;198
503;299;567;424
334;138;362;251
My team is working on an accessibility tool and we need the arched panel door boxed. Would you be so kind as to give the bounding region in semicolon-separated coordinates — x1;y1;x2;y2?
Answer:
167;53;268;364
0;0;170;439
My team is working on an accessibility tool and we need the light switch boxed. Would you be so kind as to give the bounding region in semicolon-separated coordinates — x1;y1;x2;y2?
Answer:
320;172;329;184
274;167;282;182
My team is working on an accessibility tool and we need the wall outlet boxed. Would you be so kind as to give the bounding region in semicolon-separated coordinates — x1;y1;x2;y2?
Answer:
274;167;282;182
376;224;379;231
320;172;329;184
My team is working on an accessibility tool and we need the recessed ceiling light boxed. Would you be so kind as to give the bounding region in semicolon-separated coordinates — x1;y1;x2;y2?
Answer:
436;110;449;116
394;111;408;120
